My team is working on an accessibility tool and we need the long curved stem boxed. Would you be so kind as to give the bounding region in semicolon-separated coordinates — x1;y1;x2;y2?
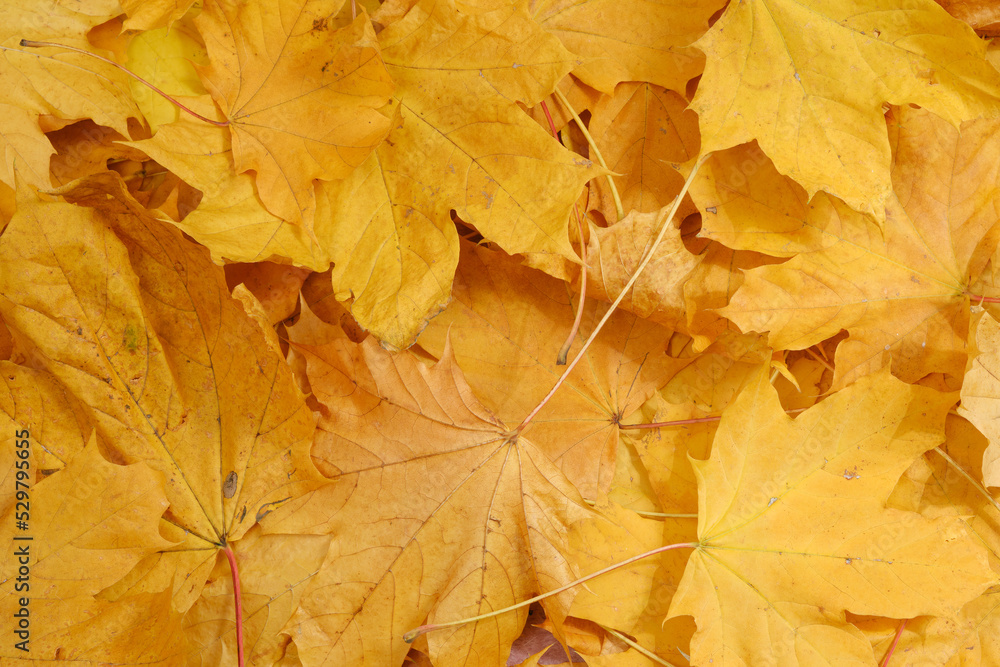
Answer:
403;541;698;643
17;39;228;127
516;155;706;434
539;100;589;366
621;407;808;430
622;415;723;429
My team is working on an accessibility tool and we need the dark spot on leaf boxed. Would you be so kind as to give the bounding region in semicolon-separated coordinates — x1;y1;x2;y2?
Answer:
223;471;237;498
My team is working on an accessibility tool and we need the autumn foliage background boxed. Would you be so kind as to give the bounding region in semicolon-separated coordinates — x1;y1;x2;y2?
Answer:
6;0;1000;665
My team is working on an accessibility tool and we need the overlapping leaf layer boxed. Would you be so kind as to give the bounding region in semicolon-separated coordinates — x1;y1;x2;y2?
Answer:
2;0;1000;666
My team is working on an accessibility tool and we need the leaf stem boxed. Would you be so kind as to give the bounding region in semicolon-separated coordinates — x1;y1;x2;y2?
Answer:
17;39;229;127
222;545;245;667
621;407;808;430
932;446;1000;515
879;618;907;667
539;99;559;137
600;625;678;667
580;499;696;519
539;99;589;366
552;87;623;222
804;346;835;373
557;209;587;365
965;291;1000;304
622;416;722;429
515;155;707;434
403;541;698;643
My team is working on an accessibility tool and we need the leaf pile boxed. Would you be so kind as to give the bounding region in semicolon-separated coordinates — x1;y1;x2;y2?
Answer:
2;0;1000;665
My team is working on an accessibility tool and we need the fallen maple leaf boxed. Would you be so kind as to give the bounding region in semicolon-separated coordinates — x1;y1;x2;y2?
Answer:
0;105;53;191
415;241;691;498
528;0;724;94
0;184;325;660
0;436;171;601
691;0;1000;218
324;0;601;347
0;363;91;494
2;589;185;664
629;335;773;516
196;0;395;225
373;0;595;263
259;330;616;666
183;525;332;665
688;141;836;258
126;116;332;270
125;18;208;130
0;435;182;663
669;364;994;666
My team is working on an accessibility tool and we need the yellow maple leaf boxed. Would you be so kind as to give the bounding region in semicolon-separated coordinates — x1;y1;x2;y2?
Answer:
183;526;332;665
0;437;171;601
125;18;208;130
195;0;395;226
0;105;53;191
7;0;1000;662
0;436;181;663
126;117;331;269
683;241;782;351
689;142;836;257
691;0;1000;217
0;0;147;190
0;364;90;489
669;365;994;667
1;589;185;663
631;336;773;515
529;0;724;94
374;0;597;264
0;187;324;616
